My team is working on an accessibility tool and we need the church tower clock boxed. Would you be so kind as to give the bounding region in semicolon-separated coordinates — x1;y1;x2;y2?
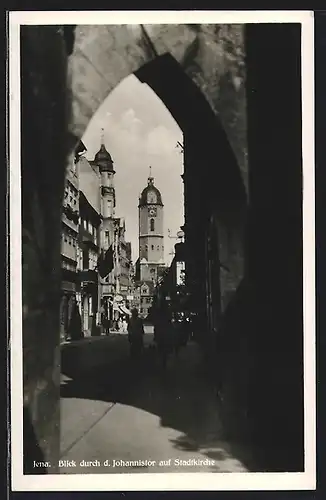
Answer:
138;168;165;283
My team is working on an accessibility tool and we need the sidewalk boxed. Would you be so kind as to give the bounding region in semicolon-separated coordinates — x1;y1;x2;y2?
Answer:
60;339;255;474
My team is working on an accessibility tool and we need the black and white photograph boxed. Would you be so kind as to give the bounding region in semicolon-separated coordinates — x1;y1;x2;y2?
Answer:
9;10;315;491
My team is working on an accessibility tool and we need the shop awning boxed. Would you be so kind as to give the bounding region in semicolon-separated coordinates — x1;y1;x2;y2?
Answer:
119;305;132;316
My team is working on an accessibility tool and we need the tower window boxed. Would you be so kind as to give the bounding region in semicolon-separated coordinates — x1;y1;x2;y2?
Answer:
151;245;154;251
145;245;148;251
157;245;159;250
150;218;155;232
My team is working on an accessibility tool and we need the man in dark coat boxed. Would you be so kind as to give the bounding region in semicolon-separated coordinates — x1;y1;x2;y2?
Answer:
128;308;144;360
67;297;83;340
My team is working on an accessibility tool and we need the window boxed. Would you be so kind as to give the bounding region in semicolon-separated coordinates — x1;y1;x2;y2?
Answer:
150;218;155;232
151;245;154;251
88;221;92;234
157;246;159;250
83;219;87;230
145;245;148;251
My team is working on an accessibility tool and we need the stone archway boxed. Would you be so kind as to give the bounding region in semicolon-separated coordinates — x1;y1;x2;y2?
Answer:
21;23;248;470
68;24;247;191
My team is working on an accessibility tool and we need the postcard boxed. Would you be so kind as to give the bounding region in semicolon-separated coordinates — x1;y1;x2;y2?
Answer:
9;9;315;492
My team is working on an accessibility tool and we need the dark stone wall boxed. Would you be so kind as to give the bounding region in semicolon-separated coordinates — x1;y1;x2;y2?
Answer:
21;25;70;472
217;23;304;472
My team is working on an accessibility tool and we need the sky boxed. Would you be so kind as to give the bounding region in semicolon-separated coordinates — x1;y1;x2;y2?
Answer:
82;74;184;266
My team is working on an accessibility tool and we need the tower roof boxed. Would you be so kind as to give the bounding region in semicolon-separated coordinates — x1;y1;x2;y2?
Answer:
139;168;163;206
93;129;115;173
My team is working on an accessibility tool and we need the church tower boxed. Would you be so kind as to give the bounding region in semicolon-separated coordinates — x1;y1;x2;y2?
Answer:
138;168;165;283
93;129;116;250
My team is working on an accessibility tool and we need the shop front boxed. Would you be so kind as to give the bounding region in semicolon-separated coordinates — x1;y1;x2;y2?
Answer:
79;270;98;336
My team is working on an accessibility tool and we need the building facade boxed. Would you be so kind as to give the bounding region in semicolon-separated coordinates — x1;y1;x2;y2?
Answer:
115;218;132;301
75;142;102;336
59;152;80;342
77;133;133;329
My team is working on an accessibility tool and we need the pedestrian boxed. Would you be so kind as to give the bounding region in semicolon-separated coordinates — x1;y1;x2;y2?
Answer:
100;301;110;336
67;297;83;341
128;308;144;360
122;315;128;334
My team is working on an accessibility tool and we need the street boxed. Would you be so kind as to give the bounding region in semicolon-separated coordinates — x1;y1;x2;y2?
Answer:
60;329;252;474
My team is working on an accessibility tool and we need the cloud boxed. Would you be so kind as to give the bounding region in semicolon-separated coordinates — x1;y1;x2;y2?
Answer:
119;108;143;135
146;125;178;156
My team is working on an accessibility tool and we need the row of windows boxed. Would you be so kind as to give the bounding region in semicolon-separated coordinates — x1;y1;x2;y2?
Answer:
141;245;164;252
61;232;78;247
76;248;98;271
64;181;78;206
81;219;98;245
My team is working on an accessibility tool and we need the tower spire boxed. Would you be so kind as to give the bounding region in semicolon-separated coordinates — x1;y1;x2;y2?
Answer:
100;127;105;146
148;166;154;185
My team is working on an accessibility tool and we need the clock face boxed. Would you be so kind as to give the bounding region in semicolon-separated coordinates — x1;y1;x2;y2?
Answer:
148;206;157;217
148;192;157;204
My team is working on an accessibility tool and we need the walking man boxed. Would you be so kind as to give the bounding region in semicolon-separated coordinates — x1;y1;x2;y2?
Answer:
127;308;144;360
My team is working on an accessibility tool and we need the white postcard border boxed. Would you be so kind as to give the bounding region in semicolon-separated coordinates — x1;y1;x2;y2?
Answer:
9;10;316;492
